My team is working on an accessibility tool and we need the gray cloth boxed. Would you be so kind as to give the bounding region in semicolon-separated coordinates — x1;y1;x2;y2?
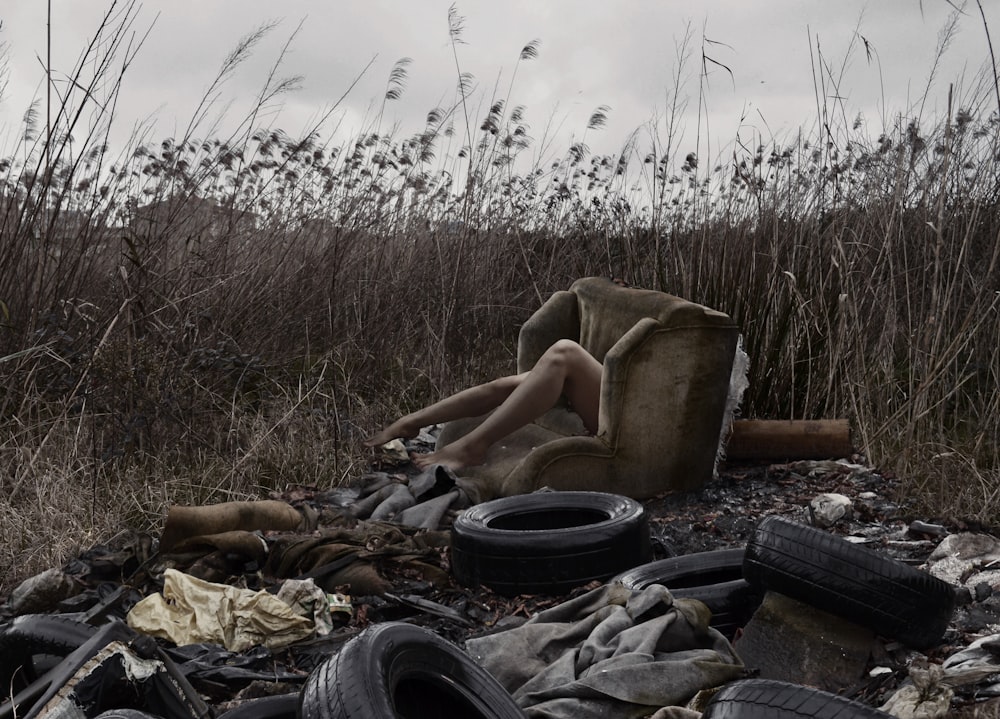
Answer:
350;464;478;529
465;583;744;719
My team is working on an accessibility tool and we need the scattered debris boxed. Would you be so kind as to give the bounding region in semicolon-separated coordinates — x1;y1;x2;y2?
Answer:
2;454;999;716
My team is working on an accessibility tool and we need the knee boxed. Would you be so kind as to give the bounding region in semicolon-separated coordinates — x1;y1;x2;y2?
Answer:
541;339;586;367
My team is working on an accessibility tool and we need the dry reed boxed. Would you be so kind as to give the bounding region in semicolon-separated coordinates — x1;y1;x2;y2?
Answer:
0;5;998;595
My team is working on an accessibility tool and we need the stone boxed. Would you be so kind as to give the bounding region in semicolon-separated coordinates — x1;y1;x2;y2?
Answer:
7;567;79;615
929;533;1000;564
732;590;876;693
926;533;1000;587
808;492;853;527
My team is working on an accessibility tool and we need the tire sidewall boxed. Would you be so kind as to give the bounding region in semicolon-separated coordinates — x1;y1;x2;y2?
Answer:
451;491;647;556
703;678;894;718
301;622;523;719
613;549;762;637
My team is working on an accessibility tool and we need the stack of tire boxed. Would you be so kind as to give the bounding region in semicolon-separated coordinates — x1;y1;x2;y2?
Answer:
619;513;958;717
447;494;955;647
446;495;958;718
614;514;957;649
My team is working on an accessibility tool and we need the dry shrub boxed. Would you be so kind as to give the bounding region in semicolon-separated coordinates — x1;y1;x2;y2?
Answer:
1;6;999;595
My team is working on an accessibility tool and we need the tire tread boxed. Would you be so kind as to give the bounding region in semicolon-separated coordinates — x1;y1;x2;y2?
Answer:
743;516;955;648
704;678;893;718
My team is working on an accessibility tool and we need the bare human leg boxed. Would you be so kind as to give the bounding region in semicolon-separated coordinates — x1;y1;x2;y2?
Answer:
412;339;602;471
362;373;527;448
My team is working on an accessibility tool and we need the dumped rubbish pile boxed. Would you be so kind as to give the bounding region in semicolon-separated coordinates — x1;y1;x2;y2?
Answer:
3;449;1000;717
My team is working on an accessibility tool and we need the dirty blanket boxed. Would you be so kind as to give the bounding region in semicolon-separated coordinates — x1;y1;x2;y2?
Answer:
465;583;744;718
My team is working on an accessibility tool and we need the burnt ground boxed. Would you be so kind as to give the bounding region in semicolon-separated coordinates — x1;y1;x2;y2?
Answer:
5;457;1000;715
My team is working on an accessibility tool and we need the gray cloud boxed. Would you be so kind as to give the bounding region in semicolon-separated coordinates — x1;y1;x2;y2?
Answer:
1;0;994;164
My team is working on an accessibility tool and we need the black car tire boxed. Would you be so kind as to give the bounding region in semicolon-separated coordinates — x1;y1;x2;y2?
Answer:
743;515;956;649
0;614;97;692
613;548;762;638
451;491;651;596
298;622;523;719
92;711;165;719
702;678;893;717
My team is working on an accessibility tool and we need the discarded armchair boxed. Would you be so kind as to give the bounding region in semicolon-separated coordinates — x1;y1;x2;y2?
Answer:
436;277;740;500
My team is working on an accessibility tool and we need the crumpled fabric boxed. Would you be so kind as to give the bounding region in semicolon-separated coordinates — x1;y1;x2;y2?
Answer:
347;464;476;529
941;633;1000;691
127;568;316;651
464;583;744;718
275;578;335;636
264;520;451;595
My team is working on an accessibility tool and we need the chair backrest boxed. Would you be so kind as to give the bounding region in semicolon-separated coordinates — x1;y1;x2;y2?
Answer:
571;278;733;361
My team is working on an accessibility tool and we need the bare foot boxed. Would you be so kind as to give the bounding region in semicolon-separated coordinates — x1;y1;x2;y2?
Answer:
363;417;420;448
412;440;487;472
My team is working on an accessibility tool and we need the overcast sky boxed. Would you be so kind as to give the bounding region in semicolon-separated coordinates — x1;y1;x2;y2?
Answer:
1;1;998;167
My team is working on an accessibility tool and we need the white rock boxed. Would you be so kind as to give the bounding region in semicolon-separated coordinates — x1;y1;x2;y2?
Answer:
924;533;1000;588
808;493;853;528
928;532;1000;563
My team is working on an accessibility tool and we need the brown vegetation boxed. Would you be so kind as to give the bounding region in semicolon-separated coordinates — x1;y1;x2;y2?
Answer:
0;5;998;595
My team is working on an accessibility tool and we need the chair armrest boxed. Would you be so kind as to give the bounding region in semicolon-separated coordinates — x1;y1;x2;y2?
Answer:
597;317;661;441
516;290;580;373
598;315;738;473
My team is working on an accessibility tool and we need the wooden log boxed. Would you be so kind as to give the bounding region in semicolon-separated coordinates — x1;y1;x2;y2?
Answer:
724;419;853;461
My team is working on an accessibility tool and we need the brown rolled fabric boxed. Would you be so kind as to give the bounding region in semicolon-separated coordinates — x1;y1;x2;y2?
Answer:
160;500;302;552
168;530;269;563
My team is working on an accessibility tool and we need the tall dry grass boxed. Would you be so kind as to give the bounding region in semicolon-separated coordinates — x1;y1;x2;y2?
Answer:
1;5;998;595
